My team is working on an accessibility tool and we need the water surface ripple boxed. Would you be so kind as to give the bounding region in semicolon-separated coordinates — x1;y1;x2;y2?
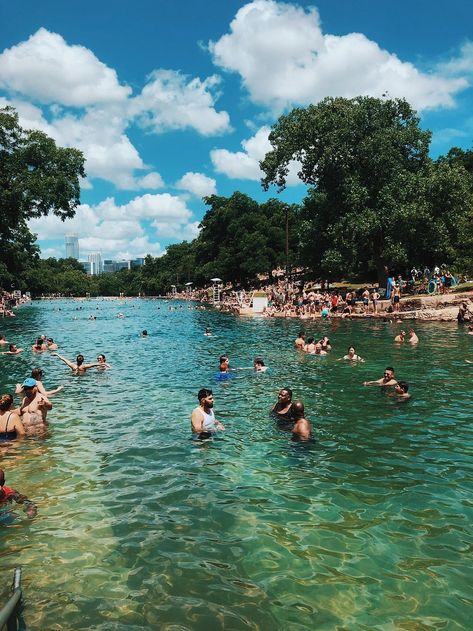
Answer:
0;299;471;629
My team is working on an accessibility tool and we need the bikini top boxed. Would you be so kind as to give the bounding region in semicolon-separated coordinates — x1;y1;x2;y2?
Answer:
0;413;17;440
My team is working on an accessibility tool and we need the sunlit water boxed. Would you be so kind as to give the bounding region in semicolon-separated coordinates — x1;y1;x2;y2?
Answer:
0;298;472;630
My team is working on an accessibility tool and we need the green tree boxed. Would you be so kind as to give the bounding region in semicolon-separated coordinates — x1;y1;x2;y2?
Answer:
0;106;85;287
261;97;438;284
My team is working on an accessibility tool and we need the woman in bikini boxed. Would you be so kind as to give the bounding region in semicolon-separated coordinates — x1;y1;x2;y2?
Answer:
0;394;26;440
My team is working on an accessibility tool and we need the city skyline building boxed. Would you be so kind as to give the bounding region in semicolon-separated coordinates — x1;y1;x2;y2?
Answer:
65;234;79;259
87;252;103;275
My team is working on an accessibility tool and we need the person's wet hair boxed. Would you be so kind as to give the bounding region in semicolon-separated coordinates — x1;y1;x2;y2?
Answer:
198;388;212;402
306;337;314;344
348;346;356;353
254;357;265;366
97;354;106;361
31;368;43;380
76;354;85;365
398;381;409;393
385;367;394;373
0;394;13;411
280;388;293;400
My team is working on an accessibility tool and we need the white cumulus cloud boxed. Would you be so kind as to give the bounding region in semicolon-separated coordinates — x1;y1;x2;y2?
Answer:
211;125;300;184
209;0;468;112
0;28;131;106
176;172;217;197
132;69;231;135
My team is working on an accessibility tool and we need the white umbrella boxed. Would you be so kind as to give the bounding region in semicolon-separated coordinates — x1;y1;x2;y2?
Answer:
211;278;222;282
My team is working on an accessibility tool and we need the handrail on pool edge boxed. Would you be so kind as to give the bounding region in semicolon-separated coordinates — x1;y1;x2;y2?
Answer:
0;568;22;631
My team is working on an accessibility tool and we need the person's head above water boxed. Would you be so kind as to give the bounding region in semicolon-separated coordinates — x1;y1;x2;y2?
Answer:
97;354;106;362
142;330;148;336
76;354;85;365
31;368;43;380
0;394;14;412
277;388;292;402
197;388;213;407
396;381;409;394
292;400;305;420
347;346;356;354
254;357;265;367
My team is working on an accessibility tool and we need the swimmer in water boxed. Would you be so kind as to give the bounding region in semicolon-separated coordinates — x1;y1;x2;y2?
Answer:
191;389;224;439
141;330;148;337
294;332;305;349
272;388;294;423
0;344;24;355
0;335;8;346
408;329;419;344
46;338;58;350
96;354;111;369
467;326;473;335
52;353;101;373
0;469;37;517
31;337;47;353
253;358;268;372
291;401;312;441
15;368;63;397
395;381;411;399
0;394;25;439
394;330;406;343
19;379;52;433
204;327;212;336
363;367;397;387
338;346;364;362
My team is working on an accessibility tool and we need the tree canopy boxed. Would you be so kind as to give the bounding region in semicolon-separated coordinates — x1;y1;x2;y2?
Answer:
0;106;86;287
260;96;473;283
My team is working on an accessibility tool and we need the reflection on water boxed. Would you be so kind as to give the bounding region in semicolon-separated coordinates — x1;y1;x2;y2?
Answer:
0;299;472;629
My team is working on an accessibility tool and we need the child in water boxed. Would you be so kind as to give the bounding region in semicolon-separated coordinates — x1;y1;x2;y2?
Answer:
0;469;37;518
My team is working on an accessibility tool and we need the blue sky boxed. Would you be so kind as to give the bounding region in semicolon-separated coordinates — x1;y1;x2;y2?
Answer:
1;0;472;261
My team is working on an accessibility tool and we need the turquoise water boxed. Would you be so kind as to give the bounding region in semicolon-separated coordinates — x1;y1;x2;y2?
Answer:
0;299;472;630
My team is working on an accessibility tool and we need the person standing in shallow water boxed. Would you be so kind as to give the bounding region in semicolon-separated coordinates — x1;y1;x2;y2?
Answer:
272;388;294;422
191;389;224;439
291;401;312;441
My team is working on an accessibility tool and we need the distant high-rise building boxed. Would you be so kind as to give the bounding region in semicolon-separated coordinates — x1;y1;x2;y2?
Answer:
88;253;103;275
65;234;79;259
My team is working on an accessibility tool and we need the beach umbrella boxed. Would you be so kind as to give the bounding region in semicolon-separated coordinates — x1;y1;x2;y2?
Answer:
210;278;222;283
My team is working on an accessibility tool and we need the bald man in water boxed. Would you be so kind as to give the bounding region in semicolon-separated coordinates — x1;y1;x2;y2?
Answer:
291;401;312;440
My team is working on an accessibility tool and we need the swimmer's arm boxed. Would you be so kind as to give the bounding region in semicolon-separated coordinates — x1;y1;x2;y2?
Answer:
11;491;37;517
52;353;75;369
83;363;102;369
191;409;204;433
43;385;64;396
363;378;383;386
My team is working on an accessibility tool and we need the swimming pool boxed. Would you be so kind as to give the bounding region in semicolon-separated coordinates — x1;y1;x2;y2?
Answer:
0;299;471;629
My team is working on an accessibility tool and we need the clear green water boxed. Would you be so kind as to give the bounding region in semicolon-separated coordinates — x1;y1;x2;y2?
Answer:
0;299;472;630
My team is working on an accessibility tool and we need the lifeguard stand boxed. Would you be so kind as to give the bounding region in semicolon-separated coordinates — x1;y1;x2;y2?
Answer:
211;278;222;304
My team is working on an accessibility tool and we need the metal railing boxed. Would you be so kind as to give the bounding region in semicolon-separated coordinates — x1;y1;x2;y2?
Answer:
0;568;22;631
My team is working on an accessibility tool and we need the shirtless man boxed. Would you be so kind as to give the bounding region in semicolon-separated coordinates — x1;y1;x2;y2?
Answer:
291;401;312;441
1;344;24;355
408;329;419;344
394;330;406;343
0;335;8;346
363;367;397;387
32;337;47;353
52;353;101;373
294;332;305;349
191;389;224;439
395;381;411;399
272;388;294;423
312;343;328;356
46;338;58;350
304;337;316;353
19;378;52;433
